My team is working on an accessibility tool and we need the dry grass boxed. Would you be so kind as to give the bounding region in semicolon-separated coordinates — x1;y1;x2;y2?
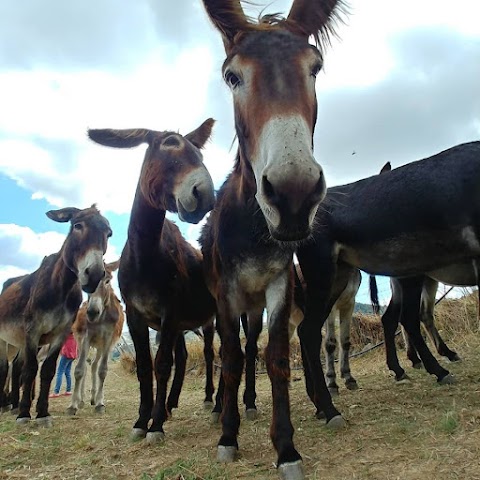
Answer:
3;294;480;480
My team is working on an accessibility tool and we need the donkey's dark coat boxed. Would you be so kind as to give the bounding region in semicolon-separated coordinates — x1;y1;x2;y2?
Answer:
297;142;480;414
0;206;112;425
88;120;216;444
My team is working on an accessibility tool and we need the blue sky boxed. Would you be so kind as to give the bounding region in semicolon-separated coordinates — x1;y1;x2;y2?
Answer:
0;0;479;305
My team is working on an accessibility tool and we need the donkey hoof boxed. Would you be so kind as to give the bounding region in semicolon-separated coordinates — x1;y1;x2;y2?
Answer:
326;415;347;430
130;428;147;441
245;408;258;421
345;380;358;391
315;410;326;420
16;417;31;426
79;401;85;409
36;416;53;428
412;362;423;369
450;354;461;363
145;431;165;445
278;460;305;480
203;401;214;411
438;373;456;385
396;373;411;383
211;412;221;424
66;407;77;416
90;399;95;406
217;445;238;463
328;387;339;397
95;405;106;414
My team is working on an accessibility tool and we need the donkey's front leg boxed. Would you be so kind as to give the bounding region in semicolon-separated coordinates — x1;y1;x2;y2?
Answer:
67;335;89;415
149;321;177;444
93;348;109;414
265;271;303;479
35;348;60;426
324;309;339;396
216;298;243;463
17;335;39;424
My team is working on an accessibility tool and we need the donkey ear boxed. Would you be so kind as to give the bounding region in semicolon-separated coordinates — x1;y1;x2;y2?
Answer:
185;118;215;149
46;207;81;223
202;0;249;51
379;162;391;174
287;0;347;45
88;128;152;149
105;259;120;272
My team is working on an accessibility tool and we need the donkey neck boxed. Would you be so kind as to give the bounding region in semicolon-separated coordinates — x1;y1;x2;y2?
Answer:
128;184;166;241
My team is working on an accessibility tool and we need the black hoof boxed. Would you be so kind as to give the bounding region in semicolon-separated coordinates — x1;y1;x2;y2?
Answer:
315;410;326;420
345;379;358;391
412;362;423;370
449;353;461;362
395;372;410;383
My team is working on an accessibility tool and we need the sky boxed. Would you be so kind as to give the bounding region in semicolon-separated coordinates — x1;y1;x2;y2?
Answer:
0;0;479;306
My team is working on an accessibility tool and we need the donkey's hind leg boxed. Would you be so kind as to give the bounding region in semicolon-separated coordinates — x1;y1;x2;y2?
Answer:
166;334;187;416
202;319;215;409
323;308;339;396
421;277;460;362
67;335;89;415
339;303;358;391
93;347;110;414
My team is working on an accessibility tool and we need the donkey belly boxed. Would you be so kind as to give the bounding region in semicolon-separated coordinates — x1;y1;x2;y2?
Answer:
428;261;478;286
0;318;25;349
339;227;480;277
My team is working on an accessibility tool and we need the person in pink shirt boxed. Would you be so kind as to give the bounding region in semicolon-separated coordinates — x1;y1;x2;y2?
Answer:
50;332;77;397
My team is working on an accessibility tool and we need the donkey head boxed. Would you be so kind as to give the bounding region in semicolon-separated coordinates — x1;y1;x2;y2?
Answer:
202;0;346;241
86;259;119;323
46;206;112;294
88;119;216;224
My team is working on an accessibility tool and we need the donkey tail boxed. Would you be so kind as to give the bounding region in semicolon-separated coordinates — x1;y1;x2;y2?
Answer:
369;275;381;315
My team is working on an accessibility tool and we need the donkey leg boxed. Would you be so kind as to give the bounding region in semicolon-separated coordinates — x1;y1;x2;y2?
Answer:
216;298;243;463
90;350;99;406
148;323;177;444
324;309;339;396
35;348;60;426
297;246;343;426
93;350;109;414
265;272;304;476
403;326;423;369
339;305;358;391
380;283;408;381
0;349;9;412
17;337;40;423
166;334;187;415
399;277;451;383
11;352;23;413
67;336;88;415
127;307;154;440
202;319;215;409
421;278;460;362
243;312;263;420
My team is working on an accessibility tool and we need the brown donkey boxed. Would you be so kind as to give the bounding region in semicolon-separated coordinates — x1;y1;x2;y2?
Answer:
88;119;216;444
0;206;112;426
67;260;124;416
199;2;347;478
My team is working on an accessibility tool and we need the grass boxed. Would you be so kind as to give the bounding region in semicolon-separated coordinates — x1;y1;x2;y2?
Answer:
2;294;480;479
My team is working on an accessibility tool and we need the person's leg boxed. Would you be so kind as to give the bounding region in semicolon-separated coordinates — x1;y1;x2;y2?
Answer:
64;359;73;394
53;356;67;394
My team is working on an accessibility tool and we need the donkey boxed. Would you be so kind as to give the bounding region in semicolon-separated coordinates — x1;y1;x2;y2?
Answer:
88;119;216;445
66;260;124;415
200;2;347;478
0;206;112;426
371;262;472;382
297;142;480;417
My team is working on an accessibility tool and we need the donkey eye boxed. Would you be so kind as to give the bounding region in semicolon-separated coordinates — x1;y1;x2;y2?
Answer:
224;70;242;89
311;63;322;78
74;223;83;231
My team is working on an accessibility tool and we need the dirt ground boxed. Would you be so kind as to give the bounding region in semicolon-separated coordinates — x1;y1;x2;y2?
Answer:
2;334;480;480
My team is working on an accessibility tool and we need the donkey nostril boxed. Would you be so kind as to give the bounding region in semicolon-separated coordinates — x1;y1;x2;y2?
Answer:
192;185;199;200
85;268;90;276
262;175;276;201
